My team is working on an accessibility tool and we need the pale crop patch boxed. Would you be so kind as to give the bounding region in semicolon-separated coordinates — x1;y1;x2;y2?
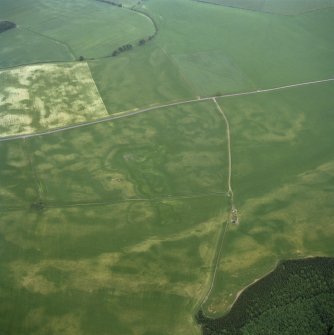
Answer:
0;62;108;137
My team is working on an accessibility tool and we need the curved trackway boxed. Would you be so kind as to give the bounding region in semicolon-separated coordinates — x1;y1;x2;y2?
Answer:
1;76;333;143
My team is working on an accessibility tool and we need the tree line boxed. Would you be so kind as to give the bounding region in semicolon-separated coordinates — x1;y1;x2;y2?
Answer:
0;21;16;34
196;257;334;335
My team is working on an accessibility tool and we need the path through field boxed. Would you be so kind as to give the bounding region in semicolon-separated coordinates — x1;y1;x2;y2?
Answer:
1;75;333;142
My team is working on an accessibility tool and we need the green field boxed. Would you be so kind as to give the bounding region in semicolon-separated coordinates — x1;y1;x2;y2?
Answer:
0;0;334;334
150;0;334;92
194;0;334;14
0;27;73;68
110;0;141;8
0;102;229;335
0;0;154;67
88;45;196;114
89;0;334;112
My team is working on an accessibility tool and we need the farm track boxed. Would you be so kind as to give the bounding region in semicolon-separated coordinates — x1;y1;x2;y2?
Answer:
200;98;234;307
213;98;232;198
1;76;333;143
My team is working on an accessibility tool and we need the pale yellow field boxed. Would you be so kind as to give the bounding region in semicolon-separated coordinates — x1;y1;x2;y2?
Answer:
0;62;108;136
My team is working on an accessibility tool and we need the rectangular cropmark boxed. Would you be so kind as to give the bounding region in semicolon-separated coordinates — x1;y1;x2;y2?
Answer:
0;62;108;137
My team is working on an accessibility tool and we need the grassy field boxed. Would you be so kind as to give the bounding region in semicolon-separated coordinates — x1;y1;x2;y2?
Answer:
2;0;334;107
0;27;73;68
0;0;154;66
88;44;196;114
0;102;229;335
27;101;227;204
88;0;334;113
0;200;225;335
263;0;334;15
0;62;108;136
148;0;334;93
193;0;334;14
202;81;334;316
0;0;334;333
110;0;141;8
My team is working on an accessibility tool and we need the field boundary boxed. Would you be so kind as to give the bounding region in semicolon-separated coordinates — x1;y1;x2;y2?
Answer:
21;26;76;60
0;191;226;213
86;62;109;115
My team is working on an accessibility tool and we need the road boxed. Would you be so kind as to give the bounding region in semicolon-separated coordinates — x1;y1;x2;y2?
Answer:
1;76;333;143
